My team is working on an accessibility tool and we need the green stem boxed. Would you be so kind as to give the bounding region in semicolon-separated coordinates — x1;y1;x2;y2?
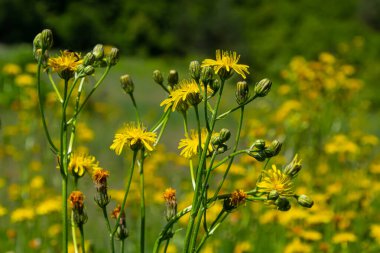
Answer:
216;94;258;120
182;112;196;190
210;150;248;171
203;82;210;132
121;240;125;253
68;78;85;154
48;70;63;103
129;93;141;126
150;109;171;133
79;225;85;253
212;106;245;200
62;176;68;253
71;211;79;253
139;150;146;253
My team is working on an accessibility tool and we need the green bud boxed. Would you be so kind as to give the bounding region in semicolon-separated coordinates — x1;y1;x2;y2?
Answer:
187;92;202;106
275;197;291;211
83;52;96;66
189;61;201;81
83;65;95;76
41;29;53;50
219;128;231;143
251;139;266;151
209;79;219;95
33;33;42;52
120;74;134;94
217;67;233;80
255;78;272;97
200;66;214;85
108;47;120;66
296;194;314;208
165;200;177;221
236;81;249;105
264;140;282;158
268;190;279;201
283;154;302;178
92;44;104;60
153;70;164;85
167;70;178;88
250;151;266;162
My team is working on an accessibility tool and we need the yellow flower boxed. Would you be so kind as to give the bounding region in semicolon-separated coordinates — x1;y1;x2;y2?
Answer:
36;197;61;215
110;123;157;154
68;153;98;177
370;224;380;243
284;238;312;253
257;165;294;197
2;63;21;75
332;232;357;244
25;63;38;74
178;128;215;159
0;205;7;217
201;50;250;79
11;207;35;222
30;175;45;189
15;74;35;86
160;79;201;112
48;50;82;80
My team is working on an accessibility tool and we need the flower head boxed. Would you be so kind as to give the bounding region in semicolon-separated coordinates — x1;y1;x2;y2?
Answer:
160;79;202;112
110;123;157;154
257;165;294;197
68;153;99;177
178;128;216;159
163;188;176;202
202;50;250;79
48;50;82;80
163;188;177;221
92;167;110;186
68;191;85;209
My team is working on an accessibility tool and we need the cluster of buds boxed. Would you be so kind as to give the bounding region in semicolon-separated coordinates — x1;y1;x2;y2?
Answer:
69;191;88;227
223;189;248;212
111;205;129;240
163;188;177;221
33;29;53;65
92;168;111;208
200;66;219;96
211;128;231;154
248;139;282;162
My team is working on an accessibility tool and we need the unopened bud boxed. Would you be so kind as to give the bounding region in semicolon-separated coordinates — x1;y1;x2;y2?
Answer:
200;66;214;85
153;70;164;85
92;44;104;60
83;65;95;76
296;194;314;208
251;139;266;151
41;29;53;50
120;74;134;94
275;197;291;211
209;79;219;94
108;47;120;66
264;140;282;158
236;81;249;105
167;70;178;88
83;52;95;66
189;61;201;81
255;78;272;97
268;190;279;201
219;128;231;143
33;33;42;52
250;151;266;162
283;154;302;178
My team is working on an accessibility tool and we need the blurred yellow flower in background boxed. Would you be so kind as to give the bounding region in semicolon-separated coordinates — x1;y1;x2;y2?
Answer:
11;207;35;222
2;63;22;75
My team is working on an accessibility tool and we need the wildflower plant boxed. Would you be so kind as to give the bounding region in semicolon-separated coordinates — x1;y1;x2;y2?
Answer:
34;28;313;253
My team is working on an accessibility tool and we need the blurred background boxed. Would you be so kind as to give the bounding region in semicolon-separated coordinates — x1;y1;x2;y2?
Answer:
1;0;380;252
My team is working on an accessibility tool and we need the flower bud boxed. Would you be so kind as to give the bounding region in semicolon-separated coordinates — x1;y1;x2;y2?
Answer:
275;197;291;211
92;44;104;60
250;139;266;151
120;74;134;94
163;188;177;221
200;66;214;85
209;79;219;94
187;92;202;106
255;78;272;97
218;67;233;80
264;140;282;158
83;52;96;66
153;70;164;85
33;33;42;52
108;47;120;66
69;191;88;226
189;61;201;81
219;128;231;143
236;81;249;105
296;194;314;208
41;29;53;50
283;154;302;178
268;190;279;201
167;70;178;88
250;151;266;162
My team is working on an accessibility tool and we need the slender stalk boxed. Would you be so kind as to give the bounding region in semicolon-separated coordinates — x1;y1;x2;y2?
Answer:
203;82;210;132
48;70;63;103
129;93;141;126
210;150;248;171
68;78;85;154
79;225;85;253
139;150;146;253
71;211;79;253
216;94;258;120
182;112;196;189
121;240;125;253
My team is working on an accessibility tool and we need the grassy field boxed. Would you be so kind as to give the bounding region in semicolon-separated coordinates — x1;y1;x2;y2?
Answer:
1;43;380;253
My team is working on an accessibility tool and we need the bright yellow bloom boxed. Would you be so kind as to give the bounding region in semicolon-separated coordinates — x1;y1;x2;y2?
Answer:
332;232;357;244
0;205;7;217
2;63;21;75
110;123;157;154
30;175;45;189
15;74;35;86
36;197;61;215
201;50;250;79
48;50;82;79
284;238;312;253
25;63;38;74
160;79;201;112
68;152;98;177
257;165;294;197
178;128;215;159
370;224;380;243
11;207;35;222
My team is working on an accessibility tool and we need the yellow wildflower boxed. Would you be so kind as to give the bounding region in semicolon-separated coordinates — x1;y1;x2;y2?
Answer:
332;232;357;244
160;79;201;112
25;63;38;74
2;63;21;75
15;74;35;86
68;152;98;177
36;197;61;215
48;224;61;238
202;50;250;79
284;238;312;253
0;205;7;217
11;207;35;222
30;175;45;189
234;241;252;253
48;50;82;80
178;128;215;159
110;122;157;154
257;165;294;197
370;224;380;243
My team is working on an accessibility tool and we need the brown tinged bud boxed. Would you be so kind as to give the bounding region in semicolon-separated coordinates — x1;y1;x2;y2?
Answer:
41;29;53;50
283;154;302;178
153;70;164;85
69;191;88;226
108;47;120;66
189;61;201;81
120;74;134;94
93;168;111;208
111;205;129;240
236;81;249;105
255;78;272;97
167;70;179;88
296;194;314;208
223;189;247;212
209;79;219;95
264;140;282;158
92;44;104;60
163;188;177;221
200;66;214;85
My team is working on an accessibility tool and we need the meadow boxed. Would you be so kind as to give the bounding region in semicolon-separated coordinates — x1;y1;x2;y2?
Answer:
1;30;380;253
